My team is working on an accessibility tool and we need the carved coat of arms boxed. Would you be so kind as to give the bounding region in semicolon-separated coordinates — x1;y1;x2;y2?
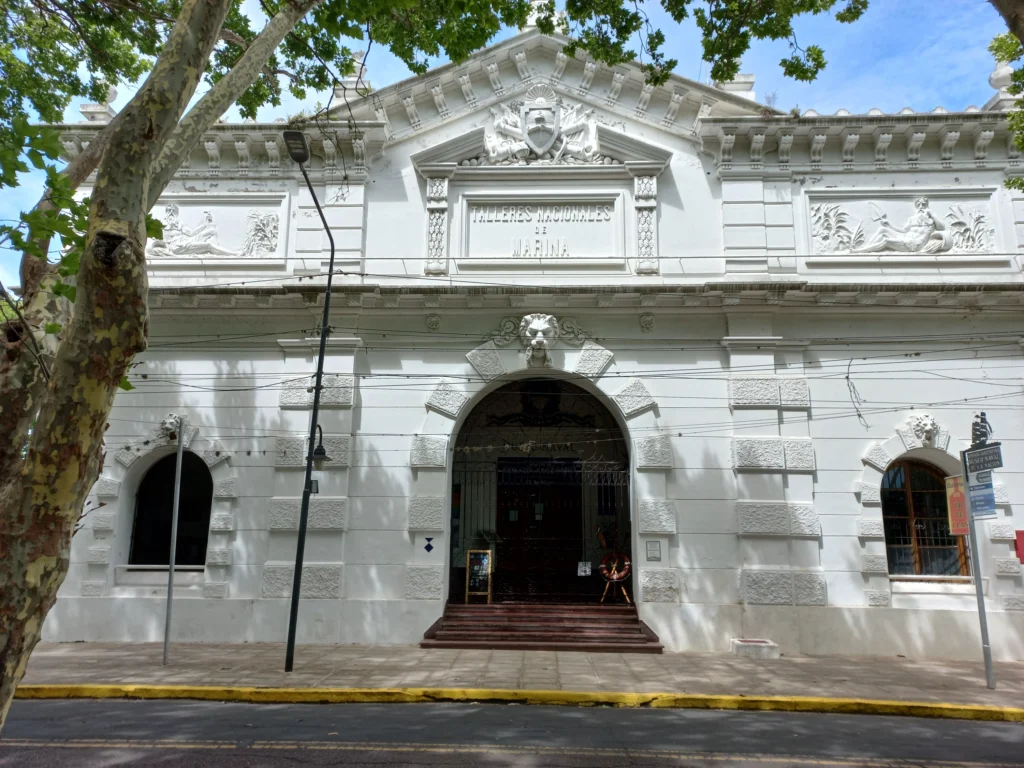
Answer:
483;85;602;165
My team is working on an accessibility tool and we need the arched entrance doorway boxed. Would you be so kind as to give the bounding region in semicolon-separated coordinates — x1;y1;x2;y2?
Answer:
129;452;214;566
449;378;631;603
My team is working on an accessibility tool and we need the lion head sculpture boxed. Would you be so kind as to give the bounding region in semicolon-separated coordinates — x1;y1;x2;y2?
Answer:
518;313;560;367
910;414;939;447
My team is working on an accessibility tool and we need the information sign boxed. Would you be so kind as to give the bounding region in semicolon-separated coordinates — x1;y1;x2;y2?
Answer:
945;476;970;536
965;444;1003;475
465;549;493;604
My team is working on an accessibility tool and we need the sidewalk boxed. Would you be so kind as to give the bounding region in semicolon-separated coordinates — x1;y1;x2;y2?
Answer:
17;642;1024;718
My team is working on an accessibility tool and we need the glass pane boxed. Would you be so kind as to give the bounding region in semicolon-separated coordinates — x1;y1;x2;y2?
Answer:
909;465;944;492
912;490;947;518
886;546;915;575
883;516;911;546
881;465;906;491
919;547;963;576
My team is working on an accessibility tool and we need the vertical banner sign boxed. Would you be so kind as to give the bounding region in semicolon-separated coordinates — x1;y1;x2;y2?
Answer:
945;476;970;536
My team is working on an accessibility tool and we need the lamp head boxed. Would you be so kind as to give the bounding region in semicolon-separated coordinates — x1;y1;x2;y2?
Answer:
312;442;330;472
283;130;310;164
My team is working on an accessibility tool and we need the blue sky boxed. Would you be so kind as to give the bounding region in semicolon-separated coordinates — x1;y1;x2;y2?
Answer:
0;0;1009;289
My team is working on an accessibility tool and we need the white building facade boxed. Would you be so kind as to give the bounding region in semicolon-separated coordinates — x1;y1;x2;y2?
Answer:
48;27;1024;659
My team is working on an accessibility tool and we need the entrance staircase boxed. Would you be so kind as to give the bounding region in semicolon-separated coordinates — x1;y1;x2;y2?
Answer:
420;603;663;653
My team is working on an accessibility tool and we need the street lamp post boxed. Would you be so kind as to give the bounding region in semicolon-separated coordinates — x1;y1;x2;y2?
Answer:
283;130;336;672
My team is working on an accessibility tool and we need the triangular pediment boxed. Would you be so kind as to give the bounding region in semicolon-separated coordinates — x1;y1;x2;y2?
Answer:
333;28;764;149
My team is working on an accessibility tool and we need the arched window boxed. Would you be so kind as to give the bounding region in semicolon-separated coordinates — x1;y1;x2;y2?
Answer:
129;452;214;567
882;460;969;577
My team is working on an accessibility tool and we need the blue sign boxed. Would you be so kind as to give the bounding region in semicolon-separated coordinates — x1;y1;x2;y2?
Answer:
969;481;997;519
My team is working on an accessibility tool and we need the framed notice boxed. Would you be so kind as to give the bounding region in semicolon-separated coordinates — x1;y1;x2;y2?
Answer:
465;549;493;604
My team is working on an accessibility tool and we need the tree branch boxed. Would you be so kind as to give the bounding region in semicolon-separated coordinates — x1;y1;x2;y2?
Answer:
147;0;321;210
990;0;1024;47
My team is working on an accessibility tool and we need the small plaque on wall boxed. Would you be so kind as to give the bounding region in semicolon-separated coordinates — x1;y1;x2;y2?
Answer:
646;541;662;562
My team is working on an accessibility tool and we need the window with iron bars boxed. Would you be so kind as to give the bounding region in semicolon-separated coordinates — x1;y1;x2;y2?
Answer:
881;460;969;577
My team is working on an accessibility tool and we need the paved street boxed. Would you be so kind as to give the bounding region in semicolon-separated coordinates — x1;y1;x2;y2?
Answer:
21;642;1024;707
2;699;1024;767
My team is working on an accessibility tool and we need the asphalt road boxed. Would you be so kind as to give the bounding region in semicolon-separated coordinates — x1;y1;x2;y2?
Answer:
1;699;1023;767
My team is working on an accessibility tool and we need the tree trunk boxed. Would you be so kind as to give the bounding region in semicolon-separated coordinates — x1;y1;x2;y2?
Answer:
0;0;233;730
990;0;1024;46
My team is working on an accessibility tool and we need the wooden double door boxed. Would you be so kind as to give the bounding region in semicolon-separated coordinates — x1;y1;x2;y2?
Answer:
494;458;588;601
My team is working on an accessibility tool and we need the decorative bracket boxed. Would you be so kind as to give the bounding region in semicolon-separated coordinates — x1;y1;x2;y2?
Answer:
424;177;449;275
634;175;659;274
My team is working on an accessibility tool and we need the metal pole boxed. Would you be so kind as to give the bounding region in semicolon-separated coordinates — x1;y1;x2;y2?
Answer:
162;414;186;666
961;449;996;689
285;163;336;672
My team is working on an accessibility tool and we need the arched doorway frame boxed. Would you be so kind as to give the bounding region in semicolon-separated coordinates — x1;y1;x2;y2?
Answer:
407;333;678;608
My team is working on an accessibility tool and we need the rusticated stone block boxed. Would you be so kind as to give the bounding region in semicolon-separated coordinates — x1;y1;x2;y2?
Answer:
778;378;810;408
995;558;1022;576
275;437;349;467
203;441;229;468
738;502;790;535
856;482;881;504
794;573;827;606
405;565;444;599
858;519;885;538
989;522;1016;541
268;498;346;530
733;438;785;470
262;564;342;598
408;497;445;531
94;477;120;498
209;513;234;532
86;547;110;565
789;504;820;536
861;555;889;574
637;499;676;533
573;341;613;379
91;513;115;532
783;439;816;471
1004;595;1024;611
466;341;505;381
411;436;447;468
743;571;793;605
729;377;779;407
863;443;892;471
81;581;106;597
213;479;237;498
203;582;229;599
613;379;656;418
426;382;468;418
866;589;891;607
206;548;232;566
636;435;672;469
639;569;680;603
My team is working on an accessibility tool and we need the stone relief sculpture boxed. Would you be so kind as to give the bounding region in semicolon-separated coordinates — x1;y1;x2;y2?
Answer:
148;205;237;258
811;198;993;255
462;85;616;167
489;314;589;368
240;211;279;258
148;204;280;258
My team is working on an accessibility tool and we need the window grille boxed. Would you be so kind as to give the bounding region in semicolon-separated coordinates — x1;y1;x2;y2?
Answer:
881;460;969;577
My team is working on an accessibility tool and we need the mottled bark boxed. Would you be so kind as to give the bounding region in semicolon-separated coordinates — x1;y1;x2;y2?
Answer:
990;0;1024;47
0;0;233;730
0;109;129;490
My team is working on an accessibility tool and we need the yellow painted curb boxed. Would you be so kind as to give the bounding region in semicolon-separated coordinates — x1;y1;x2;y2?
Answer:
13;684;1024;722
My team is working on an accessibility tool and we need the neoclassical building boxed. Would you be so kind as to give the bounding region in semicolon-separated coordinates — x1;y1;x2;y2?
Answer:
48;23;1024;658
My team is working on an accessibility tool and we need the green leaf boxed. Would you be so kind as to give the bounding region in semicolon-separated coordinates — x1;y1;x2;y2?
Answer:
118;377;135;392
52;281;76;304
43;322;62;334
